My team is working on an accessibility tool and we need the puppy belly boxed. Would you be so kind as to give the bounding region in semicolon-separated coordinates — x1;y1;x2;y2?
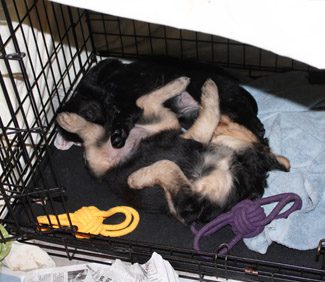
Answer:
90;126;151;174
174;91;199;114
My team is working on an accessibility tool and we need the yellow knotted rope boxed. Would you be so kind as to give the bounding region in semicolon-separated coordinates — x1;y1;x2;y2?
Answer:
37;206;140;239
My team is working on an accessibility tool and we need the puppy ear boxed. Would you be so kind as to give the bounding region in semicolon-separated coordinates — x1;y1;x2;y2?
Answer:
268;154;291;172
275;155;291;172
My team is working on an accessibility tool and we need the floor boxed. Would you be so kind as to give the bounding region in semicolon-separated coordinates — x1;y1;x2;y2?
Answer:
0;241;241;281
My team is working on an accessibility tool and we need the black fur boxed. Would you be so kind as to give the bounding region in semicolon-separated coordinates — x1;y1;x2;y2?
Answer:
100;130;203;212
57;58;287;224
58;58;265;147
173;142;290;224
95;128;288;224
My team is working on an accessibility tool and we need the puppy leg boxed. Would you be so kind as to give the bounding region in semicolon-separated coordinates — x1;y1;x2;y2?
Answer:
57;112;105;146
128;160;191;190
57;112;111;177
181;79;220;144
128;160;193;218
136;77;190;133
136;77;190;112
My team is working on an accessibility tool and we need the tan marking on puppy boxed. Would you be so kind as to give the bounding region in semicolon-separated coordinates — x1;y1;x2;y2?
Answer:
57;112;105;146
215;115;258;143
136;76;190;133
136;76;190;110
211;135;253;151
128;160;193;218
192;157;233;205
164;192;178;218
128;160;191;191
211;115;258;150
181;79;220;144
275;155;291;171
57;112;109;177
85;146;112;177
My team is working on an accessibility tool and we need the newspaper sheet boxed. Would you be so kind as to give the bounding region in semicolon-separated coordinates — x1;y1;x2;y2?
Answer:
23;252;179;282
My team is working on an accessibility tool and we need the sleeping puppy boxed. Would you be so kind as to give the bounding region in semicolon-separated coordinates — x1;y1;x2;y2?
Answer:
126;79;290;223
128;113;290;224
58;58;265;148
57;77;290;224
57;76;191;177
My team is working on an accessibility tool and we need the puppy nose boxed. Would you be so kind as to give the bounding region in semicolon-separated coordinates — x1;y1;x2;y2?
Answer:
111;128;127;148
111;133;125;148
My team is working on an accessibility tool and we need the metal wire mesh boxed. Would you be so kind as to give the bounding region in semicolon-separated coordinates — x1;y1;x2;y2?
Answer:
0;0;94;236
0;1;323;281
88;13;313;76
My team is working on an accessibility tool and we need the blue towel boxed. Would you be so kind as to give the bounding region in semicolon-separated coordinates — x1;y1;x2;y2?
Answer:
241;71;325;254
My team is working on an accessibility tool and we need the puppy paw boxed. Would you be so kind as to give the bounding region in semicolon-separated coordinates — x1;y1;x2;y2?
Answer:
201;79;220;108
171;76;190;92
56;112;88;133
161;76;190;98
128;165;158;189
175;76;191;87
137;76;190;108
127;171;146;190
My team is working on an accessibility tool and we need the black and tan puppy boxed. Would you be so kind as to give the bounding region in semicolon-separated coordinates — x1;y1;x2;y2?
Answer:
57;77;290;224
58;58;265;148
128;108;290;223
57;77;192;177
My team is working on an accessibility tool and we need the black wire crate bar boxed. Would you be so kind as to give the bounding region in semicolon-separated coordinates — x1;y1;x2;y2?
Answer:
15;233;325;282
0;1;324;281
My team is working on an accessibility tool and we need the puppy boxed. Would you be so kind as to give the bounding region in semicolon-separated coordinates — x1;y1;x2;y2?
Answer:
57;76;191;177
58;58;265;148
57;77;290;224
126;80;290;223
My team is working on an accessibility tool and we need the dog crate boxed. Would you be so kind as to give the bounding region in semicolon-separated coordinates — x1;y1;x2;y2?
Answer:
1;0;325;281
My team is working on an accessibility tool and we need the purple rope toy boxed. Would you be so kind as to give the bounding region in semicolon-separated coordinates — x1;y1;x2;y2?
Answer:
191;193;302;255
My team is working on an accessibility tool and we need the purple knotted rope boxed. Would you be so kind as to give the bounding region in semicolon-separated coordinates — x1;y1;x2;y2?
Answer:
191;193;302;255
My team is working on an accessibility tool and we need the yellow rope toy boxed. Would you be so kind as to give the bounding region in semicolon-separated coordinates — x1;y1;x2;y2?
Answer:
37;206;140;239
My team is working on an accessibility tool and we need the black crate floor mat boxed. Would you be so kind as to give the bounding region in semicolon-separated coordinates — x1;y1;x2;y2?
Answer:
15;144;323;270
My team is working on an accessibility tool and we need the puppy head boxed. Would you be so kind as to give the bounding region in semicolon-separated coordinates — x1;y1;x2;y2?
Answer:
57;99;104;143
60;97;106;124
57;84;118;142
56;59;127;142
